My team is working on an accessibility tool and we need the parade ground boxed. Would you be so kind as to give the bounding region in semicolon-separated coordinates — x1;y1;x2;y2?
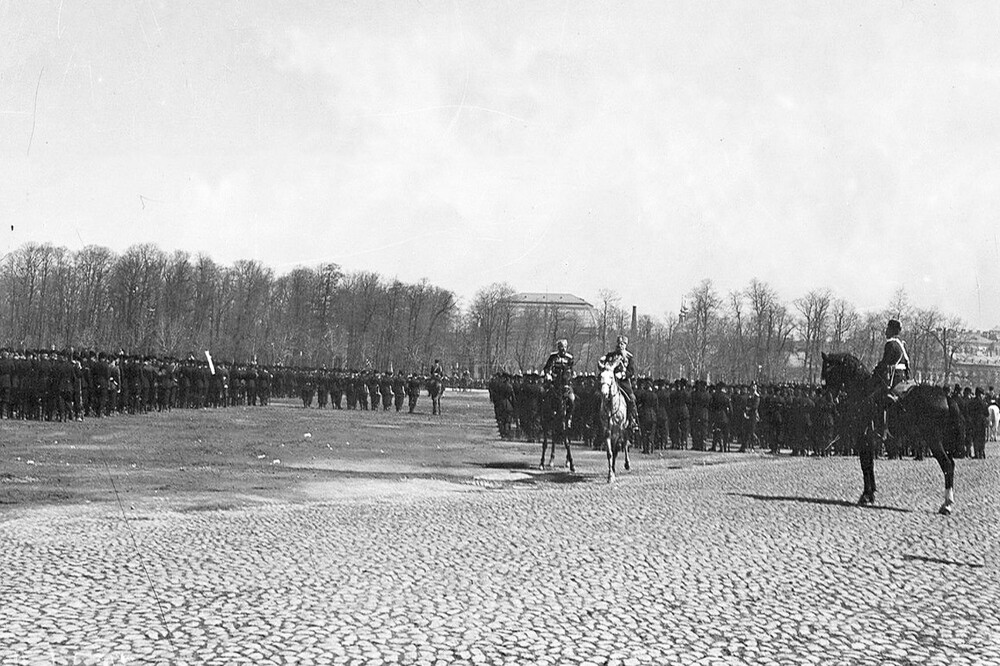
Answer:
1;392;998;666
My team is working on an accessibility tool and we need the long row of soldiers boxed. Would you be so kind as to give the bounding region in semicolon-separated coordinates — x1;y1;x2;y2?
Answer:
294;369;436;413
0;348;447;422
0;348;280;421
487;372;997;460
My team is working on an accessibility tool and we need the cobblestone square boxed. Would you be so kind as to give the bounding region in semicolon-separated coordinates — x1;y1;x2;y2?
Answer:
2;398;997;665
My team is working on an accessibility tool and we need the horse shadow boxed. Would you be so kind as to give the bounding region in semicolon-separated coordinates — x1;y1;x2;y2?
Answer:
466;461;592;485
729;492;912;513
900;554;984;568
471;461;533;470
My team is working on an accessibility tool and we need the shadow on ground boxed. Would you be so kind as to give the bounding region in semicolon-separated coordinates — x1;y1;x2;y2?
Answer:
730;492;912;513
470;461;533;470
901;554;985;568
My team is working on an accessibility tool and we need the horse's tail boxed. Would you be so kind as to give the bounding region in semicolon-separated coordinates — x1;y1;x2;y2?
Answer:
945;396;966;456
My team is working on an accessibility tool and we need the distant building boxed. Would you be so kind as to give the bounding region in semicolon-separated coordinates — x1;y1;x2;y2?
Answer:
504;292;599;372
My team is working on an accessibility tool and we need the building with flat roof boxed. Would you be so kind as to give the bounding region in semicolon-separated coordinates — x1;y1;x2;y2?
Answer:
504;292;599;372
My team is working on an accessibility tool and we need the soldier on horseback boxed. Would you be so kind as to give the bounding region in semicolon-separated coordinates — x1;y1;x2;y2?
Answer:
874;318;911;391
599;335;638;431
543;339;575;424
872;318;911;438
543;339;574;378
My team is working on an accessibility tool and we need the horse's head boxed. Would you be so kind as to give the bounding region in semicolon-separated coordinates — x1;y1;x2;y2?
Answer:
598;362;617;396
821;352;869;394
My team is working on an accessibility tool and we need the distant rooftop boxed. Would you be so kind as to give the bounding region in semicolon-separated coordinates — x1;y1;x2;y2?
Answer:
508;292;593;308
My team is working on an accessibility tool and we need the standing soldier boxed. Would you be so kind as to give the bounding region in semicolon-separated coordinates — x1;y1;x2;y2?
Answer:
379;372;394;411
690;380;710;451
392;371;407;412
654;379;670;451
971;388;989;459
742;382;761;453
710;382;733;452
406;373;422;414
0;349;12;419
669;379;691;450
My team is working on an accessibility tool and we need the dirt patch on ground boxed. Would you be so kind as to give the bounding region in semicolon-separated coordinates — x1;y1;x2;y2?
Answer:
0;392;752;511
299;477;478;503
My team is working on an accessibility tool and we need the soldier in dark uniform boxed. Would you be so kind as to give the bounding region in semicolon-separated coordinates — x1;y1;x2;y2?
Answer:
635;377;658;453
379;372;393;411
654;379;670;451
598;335;638;431
0;348;13;419
741;382;761;452
342;372;355;409
367;372;381;415
709;382;732;452
971;388;989;459
669;379;691;450
392;371;407;412
406;373;422;414
543;339;575;426
690;380;710;451
872;318;910;444
300;368;316;408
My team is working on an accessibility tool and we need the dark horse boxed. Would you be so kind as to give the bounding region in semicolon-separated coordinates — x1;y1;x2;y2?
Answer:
427;377;445;415
821;352;962;514
540;381;575;472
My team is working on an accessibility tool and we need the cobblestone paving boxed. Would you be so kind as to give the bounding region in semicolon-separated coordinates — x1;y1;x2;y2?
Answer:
2;454;998;665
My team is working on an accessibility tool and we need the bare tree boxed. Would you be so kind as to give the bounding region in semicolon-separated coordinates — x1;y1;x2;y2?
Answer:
794;288;832;383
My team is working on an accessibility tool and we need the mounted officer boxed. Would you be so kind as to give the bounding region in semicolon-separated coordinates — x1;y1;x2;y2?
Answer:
543;339;576;425
874;318;911;397
543;339;574;386
599;335;637;431
872;318;910;439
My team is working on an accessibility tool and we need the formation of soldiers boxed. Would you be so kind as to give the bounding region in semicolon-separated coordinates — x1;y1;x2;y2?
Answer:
0;348;448;422
0;348;283;421
291;368;444;414
487;372;998;460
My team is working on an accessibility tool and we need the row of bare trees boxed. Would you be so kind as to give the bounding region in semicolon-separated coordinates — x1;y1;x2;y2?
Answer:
464;279;978;385
0;242;980;382
0;243;455;370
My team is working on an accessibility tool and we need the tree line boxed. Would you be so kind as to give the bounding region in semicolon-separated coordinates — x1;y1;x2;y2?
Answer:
0;242;980;382
466;280;979;385
0;243;455;371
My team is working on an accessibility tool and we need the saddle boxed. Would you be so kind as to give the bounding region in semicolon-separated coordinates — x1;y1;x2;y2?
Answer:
890;379;917;399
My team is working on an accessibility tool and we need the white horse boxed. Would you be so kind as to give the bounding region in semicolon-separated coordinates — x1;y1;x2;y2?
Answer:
989;404;1000;442
599;362;630;483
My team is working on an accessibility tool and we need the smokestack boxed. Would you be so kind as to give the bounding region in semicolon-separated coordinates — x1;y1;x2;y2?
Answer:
630;305;637;342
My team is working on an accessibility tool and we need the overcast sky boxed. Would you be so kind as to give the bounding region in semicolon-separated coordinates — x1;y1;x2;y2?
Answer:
3;1;1000;326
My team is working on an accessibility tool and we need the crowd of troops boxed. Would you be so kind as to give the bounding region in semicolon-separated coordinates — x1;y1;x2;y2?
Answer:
487;372;997;460
292;368;444;413
0;348;454;422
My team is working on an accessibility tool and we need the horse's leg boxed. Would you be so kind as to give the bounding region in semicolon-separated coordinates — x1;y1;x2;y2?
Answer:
540;434;548;470
929;430;955;515
624;436;631;471
563;432;574;473
606;432;615;483
548;426;556;468
858;433;876;506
